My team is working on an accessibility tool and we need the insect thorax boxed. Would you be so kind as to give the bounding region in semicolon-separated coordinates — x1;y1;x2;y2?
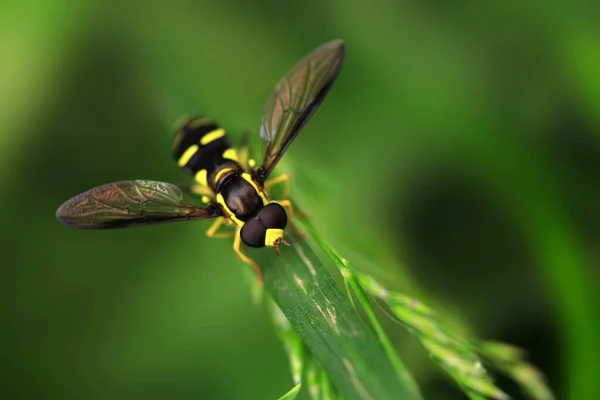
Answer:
218;174;266;222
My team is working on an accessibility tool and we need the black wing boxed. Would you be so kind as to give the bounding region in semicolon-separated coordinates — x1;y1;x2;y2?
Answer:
255;39;346;183
56;180;222;229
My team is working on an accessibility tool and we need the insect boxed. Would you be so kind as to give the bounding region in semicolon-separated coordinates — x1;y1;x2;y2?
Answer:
56;39;346;283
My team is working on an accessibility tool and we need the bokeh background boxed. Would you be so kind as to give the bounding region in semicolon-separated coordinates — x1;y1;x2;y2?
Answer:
2;1;599;399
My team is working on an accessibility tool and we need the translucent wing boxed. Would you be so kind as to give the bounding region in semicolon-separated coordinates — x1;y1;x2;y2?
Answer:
256;39;346;182
56;180;221;229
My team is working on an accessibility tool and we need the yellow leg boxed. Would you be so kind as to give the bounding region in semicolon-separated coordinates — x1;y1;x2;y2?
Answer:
277;199;295;221
206;217;235;239
276;199;307;238
265;174;291;199
238;130;257;170
265;175;309;220
233;231;264;285
239;148;249;169
191;183;213;198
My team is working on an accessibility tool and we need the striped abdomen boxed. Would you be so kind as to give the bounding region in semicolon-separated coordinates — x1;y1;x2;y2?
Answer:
173;117;242;191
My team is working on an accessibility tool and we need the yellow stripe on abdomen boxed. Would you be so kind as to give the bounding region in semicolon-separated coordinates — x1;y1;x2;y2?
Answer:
200;128;226;145
178;144;199;167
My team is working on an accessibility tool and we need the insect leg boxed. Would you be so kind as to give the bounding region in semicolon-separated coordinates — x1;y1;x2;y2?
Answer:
276;199;295;221
265;175;309;219
206;217;235;239
238;129;257;170
264;173;291;199
177;183;214;200
265;173;310;221
190;184;213;198
275;199;307;238
233;230;264;285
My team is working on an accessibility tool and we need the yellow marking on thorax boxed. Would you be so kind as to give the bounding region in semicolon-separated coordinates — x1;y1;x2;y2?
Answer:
265;229;284;247
178;145;199;167
241;173;268;205
200;128;225;145
248;159;256;168
222;148;239;162
216;193;244;227
194;169;208;186
214;167;235;186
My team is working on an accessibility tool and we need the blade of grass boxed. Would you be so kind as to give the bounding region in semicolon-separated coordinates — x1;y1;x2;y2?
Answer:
278;383;301;400
255;230;418;400
302;216;555;400
301;220;422;400
302;218;509;400
305;356;338;400
268;297;304;385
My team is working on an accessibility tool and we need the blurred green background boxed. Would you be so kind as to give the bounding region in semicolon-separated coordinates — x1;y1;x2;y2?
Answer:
2;0;599;399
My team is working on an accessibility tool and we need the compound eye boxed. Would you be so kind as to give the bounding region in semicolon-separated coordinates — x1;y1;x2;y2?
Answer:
240;218;266;248
258;203;287;229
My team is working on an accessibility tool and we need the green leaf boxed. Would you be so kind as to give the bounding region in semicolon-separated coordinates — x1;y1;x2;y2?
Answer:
302;218;509;400
268;297;304;385
305;357;337;400
278;383;301;400
257;229;418;400
302;220;422;400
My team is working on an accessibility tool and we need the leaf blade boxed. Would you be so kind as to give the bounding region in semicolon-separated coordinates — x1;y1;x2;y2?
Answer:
260;233;417;400
278;383;302;400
